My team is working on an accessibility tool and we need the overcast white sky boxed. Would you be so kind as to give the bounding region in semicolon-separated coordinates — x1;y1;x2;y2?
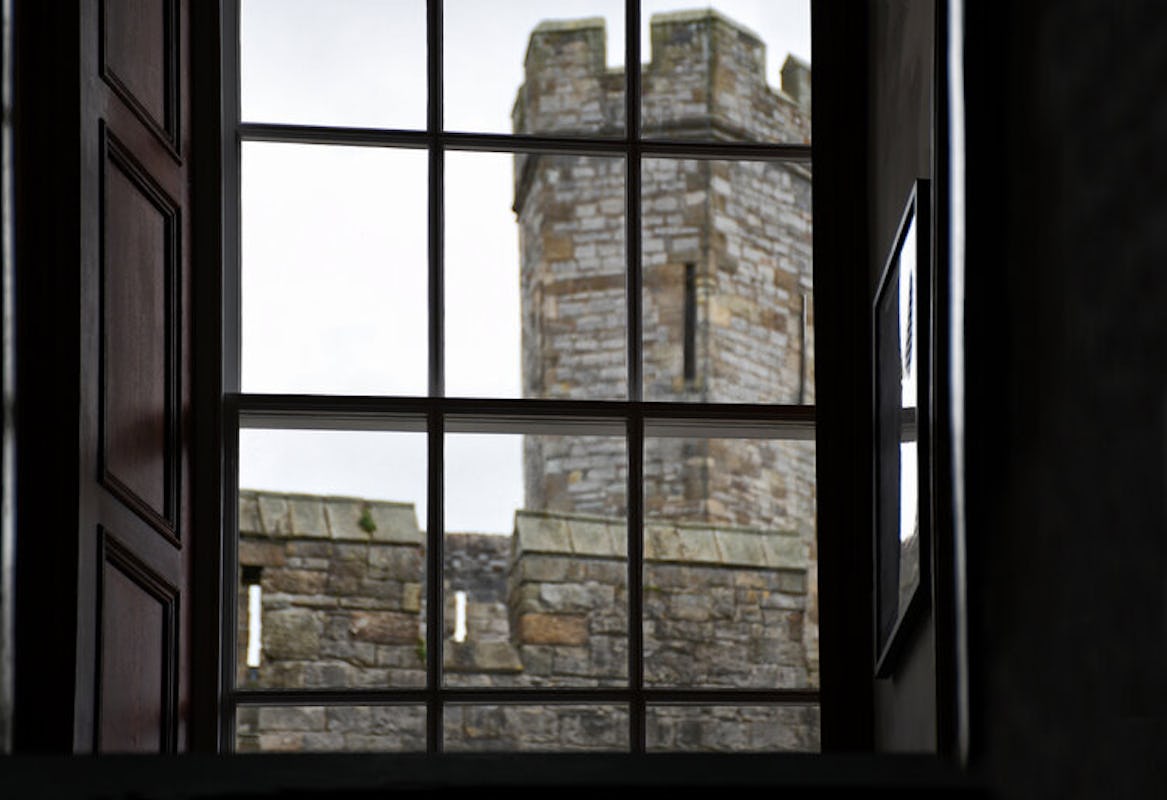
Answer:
238;1;811;534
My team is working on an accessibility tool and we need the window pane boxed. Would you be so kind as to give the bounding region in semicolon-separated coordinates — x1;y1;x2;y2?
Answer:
643;437;817;689
444;705;629;752
444;151;520;398
447;151;627;399
640;2;811;144
242;143;428;395
445;0;625;136
237;430;428;690
240;0;426;129
646;705;819;753
642;158;813;403
235;705;426;753
444;433;628;687
449;151;628;400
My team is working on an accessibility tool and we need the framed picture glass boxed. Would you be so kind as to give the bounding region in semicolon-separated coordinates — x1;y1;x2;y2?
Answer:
874;180;930;676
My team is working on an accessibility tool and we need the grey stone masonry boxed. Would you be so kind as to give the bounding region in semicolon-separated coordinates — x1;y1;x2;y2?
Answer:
512;10;817;699
236;492;818;752
513;11;814;527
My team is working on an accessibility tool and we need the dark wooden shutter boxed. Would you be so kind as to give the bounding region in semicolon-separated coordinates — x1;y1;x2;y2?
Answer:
82;0;193;753
12;0;195;753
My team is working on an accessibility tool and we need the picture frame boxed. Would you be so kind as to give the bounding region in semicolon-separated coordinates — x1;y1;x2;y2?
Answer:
873;179;931;677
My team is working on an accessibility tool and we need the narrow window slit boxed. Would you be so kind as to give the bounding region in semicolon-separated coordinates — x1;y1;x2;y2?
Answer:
683;262;697;385
453;590;467;643
242;566;263;670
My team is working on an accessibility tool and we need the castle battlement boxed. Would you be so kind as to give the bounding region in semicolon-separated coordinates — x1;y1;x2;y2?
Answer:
235;490;818;751
512;11;811;144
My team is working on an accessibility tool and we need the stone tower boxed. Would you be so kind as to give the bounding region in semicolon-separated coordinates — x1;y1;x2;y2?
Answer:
513;11;814;539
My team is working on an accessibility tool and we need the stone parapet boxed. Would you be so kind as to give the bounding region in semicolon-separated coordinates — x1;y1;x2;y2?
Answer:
239;490;422;544
236;490;819;749
513;509;806;569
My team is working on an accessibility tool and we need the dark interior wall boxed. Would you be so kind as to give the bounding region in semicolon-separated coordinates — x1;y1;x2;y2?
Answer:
868;0;937;753
965;1;1167;795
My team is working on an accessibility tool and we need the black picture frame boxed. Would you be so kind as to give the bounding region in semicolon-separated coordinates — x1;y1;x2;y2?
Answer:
874;179;931;677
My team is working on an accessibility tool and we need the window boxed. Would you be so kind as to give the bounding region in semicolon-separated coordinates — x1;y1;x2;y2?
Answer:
225;0;815;754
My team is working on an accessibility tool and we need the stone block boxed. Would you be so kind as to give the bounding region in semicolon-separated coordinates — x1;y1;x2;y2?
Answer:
551;646;591;676
288;496;329;538
238;493;262;534
444;641;523;674
257;494;292;537
715;529;766;567
776;569;807;594
539;582;593;612
267;568;328;596
645;524;682;561
368;503;421;544
376;644;425;669
324;498;371;542
517;613;588;645
675;526;722;563
348;611;418;645
299;732;346;751
760;530;805;569
255;709;324;732
517;554;572;583
239;539;286;568
368;544;422;581
582;559;625;584
264;608;321;660
515;512;572;555
566;517;614;556
401;582;422;613
256;732;304;752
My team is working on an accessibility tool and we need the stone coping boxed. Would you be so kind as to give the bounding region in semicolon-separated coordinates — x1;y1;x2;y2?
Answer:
530;10;765;47
238;491;421;545
514;510;806;570
238;492;807;570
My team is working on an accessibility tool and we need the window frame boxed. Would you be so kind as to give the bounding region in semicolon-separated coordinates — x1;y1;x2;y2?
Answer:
219;0;818;754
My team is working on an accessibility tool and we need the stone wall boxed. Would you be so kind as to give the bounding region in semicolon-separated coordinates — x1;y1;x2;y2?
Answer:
513;11;814;533
235;491;818;752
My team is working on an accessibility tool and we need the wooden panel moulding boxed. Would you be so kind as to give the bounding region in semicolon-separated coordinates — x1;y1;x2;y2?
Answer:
99;131;181;542
99;0;180;157
95;530;178;753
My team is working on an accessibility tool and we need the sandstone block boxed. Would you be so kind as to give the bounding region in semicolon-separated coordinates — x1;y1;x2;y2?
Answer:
288;496;329;538
514;512;571;555
239;539;286;568
715;529;766;567
444;641;523;674
267;568;328;595
256;705;326;732
257;495;292;537
368;503;421;544
566;517;615;556
324;499;370;542
368;544;422;581
238;493;262;534
264;608;321;660
401;582;422;613
517;613;588;645
348;611;418;645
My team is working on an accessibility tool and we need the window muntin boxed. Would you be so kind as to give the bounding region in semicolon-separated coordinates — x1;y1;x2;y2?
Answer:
228;0;814;754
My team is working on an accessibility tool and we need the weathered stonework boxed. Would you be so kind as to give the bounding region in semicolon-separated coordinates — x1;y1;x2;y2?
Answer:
513;8;818;710
236;492;818;752
237;9;818;755
513;11;814;534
